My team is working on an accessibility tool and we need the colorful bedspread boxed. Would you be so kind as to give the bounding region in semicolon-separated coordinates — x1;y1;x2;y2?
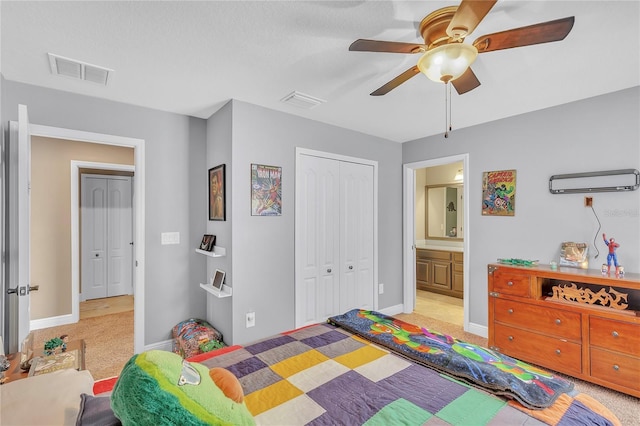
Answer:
195;320;619;425
328;309;572;409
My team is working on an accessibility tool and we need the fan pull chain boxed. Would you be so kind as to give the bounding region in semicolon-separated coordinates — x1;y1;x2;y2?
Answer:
444;83;452;138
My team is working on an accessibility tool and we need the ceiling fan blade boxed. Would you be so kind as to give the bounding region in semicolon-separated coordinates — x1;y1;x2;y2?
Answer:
452;67;481;95
473;17;575;53
447;0;497;39
349;39;426;54
370;66;420;96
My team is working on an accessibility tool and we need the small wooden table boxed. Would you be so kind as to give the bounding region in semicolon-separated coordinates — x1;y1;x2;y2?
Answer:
1;340;86;384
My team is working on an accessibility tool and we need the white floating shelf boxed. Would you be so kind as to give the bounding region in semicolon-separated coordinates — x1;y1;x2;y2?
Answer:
199;283;232;298
195;246;226;257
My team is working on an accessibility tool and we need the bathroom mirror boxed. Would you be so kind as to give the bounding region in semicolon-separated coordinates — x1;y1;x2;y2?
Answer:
425;184;463;240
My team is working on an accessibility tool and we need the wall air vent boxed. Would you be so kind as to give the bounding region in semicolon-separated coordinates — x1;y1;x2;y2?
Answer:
48;53;112;86
280;91;326;110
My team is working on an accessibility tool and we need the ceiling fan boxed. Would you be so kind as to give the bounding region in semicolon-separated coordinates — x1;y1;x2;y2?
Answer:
349;0;575;96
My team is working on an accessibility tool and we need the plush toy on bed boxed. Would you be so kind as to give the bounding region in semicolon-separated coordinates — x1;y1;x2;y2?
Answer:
111;350;254;425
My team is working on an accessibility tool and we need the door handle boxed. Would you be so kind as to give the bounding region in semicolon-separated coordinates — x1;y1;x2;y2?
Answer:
6;287;18;295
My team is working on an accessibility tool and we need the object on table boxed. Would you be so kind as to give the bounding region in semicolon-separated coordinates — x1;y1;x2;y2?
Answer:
497;258;539;267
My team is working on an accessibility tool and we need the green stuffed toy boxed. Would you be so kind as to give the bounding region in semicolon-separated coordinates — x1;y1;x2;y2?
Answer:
111;350;254;425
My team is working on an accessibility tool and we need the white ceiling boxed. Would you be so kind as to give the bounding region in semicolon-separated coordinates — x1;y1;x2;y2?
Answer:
2;1;638;143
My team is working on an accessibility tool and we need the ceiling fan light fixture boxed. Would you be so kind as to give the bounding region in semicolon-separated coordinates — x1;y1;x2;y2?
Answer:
417;43;478;83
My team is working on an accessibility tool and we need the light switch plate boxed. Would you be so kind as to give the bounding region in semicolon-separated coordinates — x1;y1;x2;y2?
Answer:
161;232;180;245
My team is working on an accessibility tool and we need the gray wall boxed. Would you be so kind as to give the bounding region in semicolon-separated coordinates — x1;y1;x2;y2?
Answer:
403;86;640;328
218;100;403;345
2;80;208;346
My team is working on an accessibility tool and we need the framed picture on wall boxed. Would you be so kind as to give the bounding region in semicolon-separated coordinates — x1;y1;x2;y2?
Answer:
251;164;282;216
482;169;516;216
209;164;226;221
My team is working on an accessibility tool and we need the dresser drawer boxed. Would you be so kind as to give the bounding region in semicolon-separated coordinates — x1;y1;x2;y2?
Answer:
591;347;640;391
590;317;640;357
494;298;581;341
494;323;582;376
491;268;531;297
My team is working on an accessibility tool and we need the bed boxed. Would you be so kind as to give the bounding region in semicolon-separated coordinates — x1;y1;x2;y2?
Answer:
91;309;620;425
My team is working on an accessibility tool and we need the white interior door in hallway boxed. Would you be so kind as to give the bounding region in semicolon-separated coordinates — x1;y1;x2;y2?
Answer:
296;153;375;327
81;174;133;300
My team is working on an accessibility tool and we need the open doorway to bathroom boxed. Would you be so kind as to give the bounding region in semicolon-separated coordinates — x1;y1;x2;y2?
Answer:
403;154;469;332
414;161;464;326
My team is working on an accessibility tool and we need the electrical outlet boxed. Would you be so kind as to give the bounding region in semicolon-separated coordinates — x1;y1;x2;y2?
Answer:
585;197;593;207
246;311;255;328
378;283;384;294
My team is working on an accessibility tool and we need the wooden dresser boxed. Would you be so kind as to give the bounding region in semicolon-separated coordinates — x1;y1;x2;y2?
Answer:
488;263;640;397
416;249;463;298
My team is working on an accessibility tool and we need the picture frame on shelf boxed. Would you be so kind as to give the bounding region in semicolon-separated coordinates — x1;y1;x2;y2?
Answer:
209;164;226;221
211;269;225;290
199;234;216;251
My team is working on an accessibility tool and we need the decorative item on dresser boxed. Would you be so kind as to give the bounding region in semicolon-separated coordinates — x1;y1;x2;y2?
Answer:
416;249;463;298
487;263;640;397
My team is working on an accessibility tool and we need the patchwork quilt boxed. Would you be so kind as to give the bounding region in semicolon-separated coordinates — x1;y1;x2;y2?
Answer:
195;320;619;425
328;309;572;409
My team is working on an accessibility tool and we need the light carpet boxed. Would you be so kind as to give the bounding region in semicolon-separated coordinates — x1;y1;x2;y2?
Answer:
32;310;133;381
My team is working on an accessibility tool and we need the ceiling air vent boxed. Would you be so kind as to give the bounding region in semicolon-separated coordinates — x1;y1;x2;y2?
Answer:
48;53;112;86
280;91;325;110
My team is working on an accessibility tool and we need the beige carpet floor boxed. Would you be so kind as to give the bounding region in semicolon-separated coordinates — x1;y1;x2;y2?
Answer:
31;310;133;381
396;312;640;426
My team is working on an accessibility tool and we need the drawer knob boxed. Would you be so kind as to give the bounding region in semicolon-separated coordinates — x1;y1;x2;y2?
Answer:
507;281;514;286
555;319;561;325
613;364;620;371
612;331;619;338
556;349;561;355
327;269;332;273
507;309;514;314
508;336;514;341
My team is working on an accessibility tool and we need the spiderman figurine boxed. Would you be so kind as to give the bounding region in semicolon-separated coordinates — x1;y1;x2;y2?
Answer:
603;233;620;274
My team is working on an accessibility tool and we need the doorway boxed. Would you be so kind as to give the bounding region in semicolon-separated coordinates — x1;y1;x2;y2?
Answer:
26;124;145;354
403;154;470;331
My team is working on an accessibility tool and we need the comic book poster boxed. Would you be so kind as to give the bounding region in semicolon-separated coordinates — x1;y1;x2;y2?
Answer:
251;164;282;216
482;169;516;216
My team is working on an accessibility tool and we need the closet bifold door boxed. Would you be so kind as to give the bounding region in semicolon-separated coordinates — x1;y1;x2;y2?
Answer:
296;155;375;326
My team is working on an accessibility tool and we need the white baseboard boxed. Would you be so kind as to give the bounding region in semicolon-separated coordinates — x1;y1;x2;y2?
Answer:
378;304;404;316
31;314;76;331
467;322;488;339
144;339;173;352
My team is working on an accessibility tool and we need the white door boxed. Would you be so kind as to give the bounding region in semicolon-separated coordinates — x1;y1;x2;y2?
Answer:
81;175;133;300
296;155;340;326
7;104;34;349
340;161;374;312
296;154;375;327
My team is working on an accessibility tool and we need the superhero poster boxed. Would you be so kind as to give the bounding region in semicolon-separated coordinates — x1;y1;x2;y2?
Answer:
251;164;282;216
482;169;516;216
